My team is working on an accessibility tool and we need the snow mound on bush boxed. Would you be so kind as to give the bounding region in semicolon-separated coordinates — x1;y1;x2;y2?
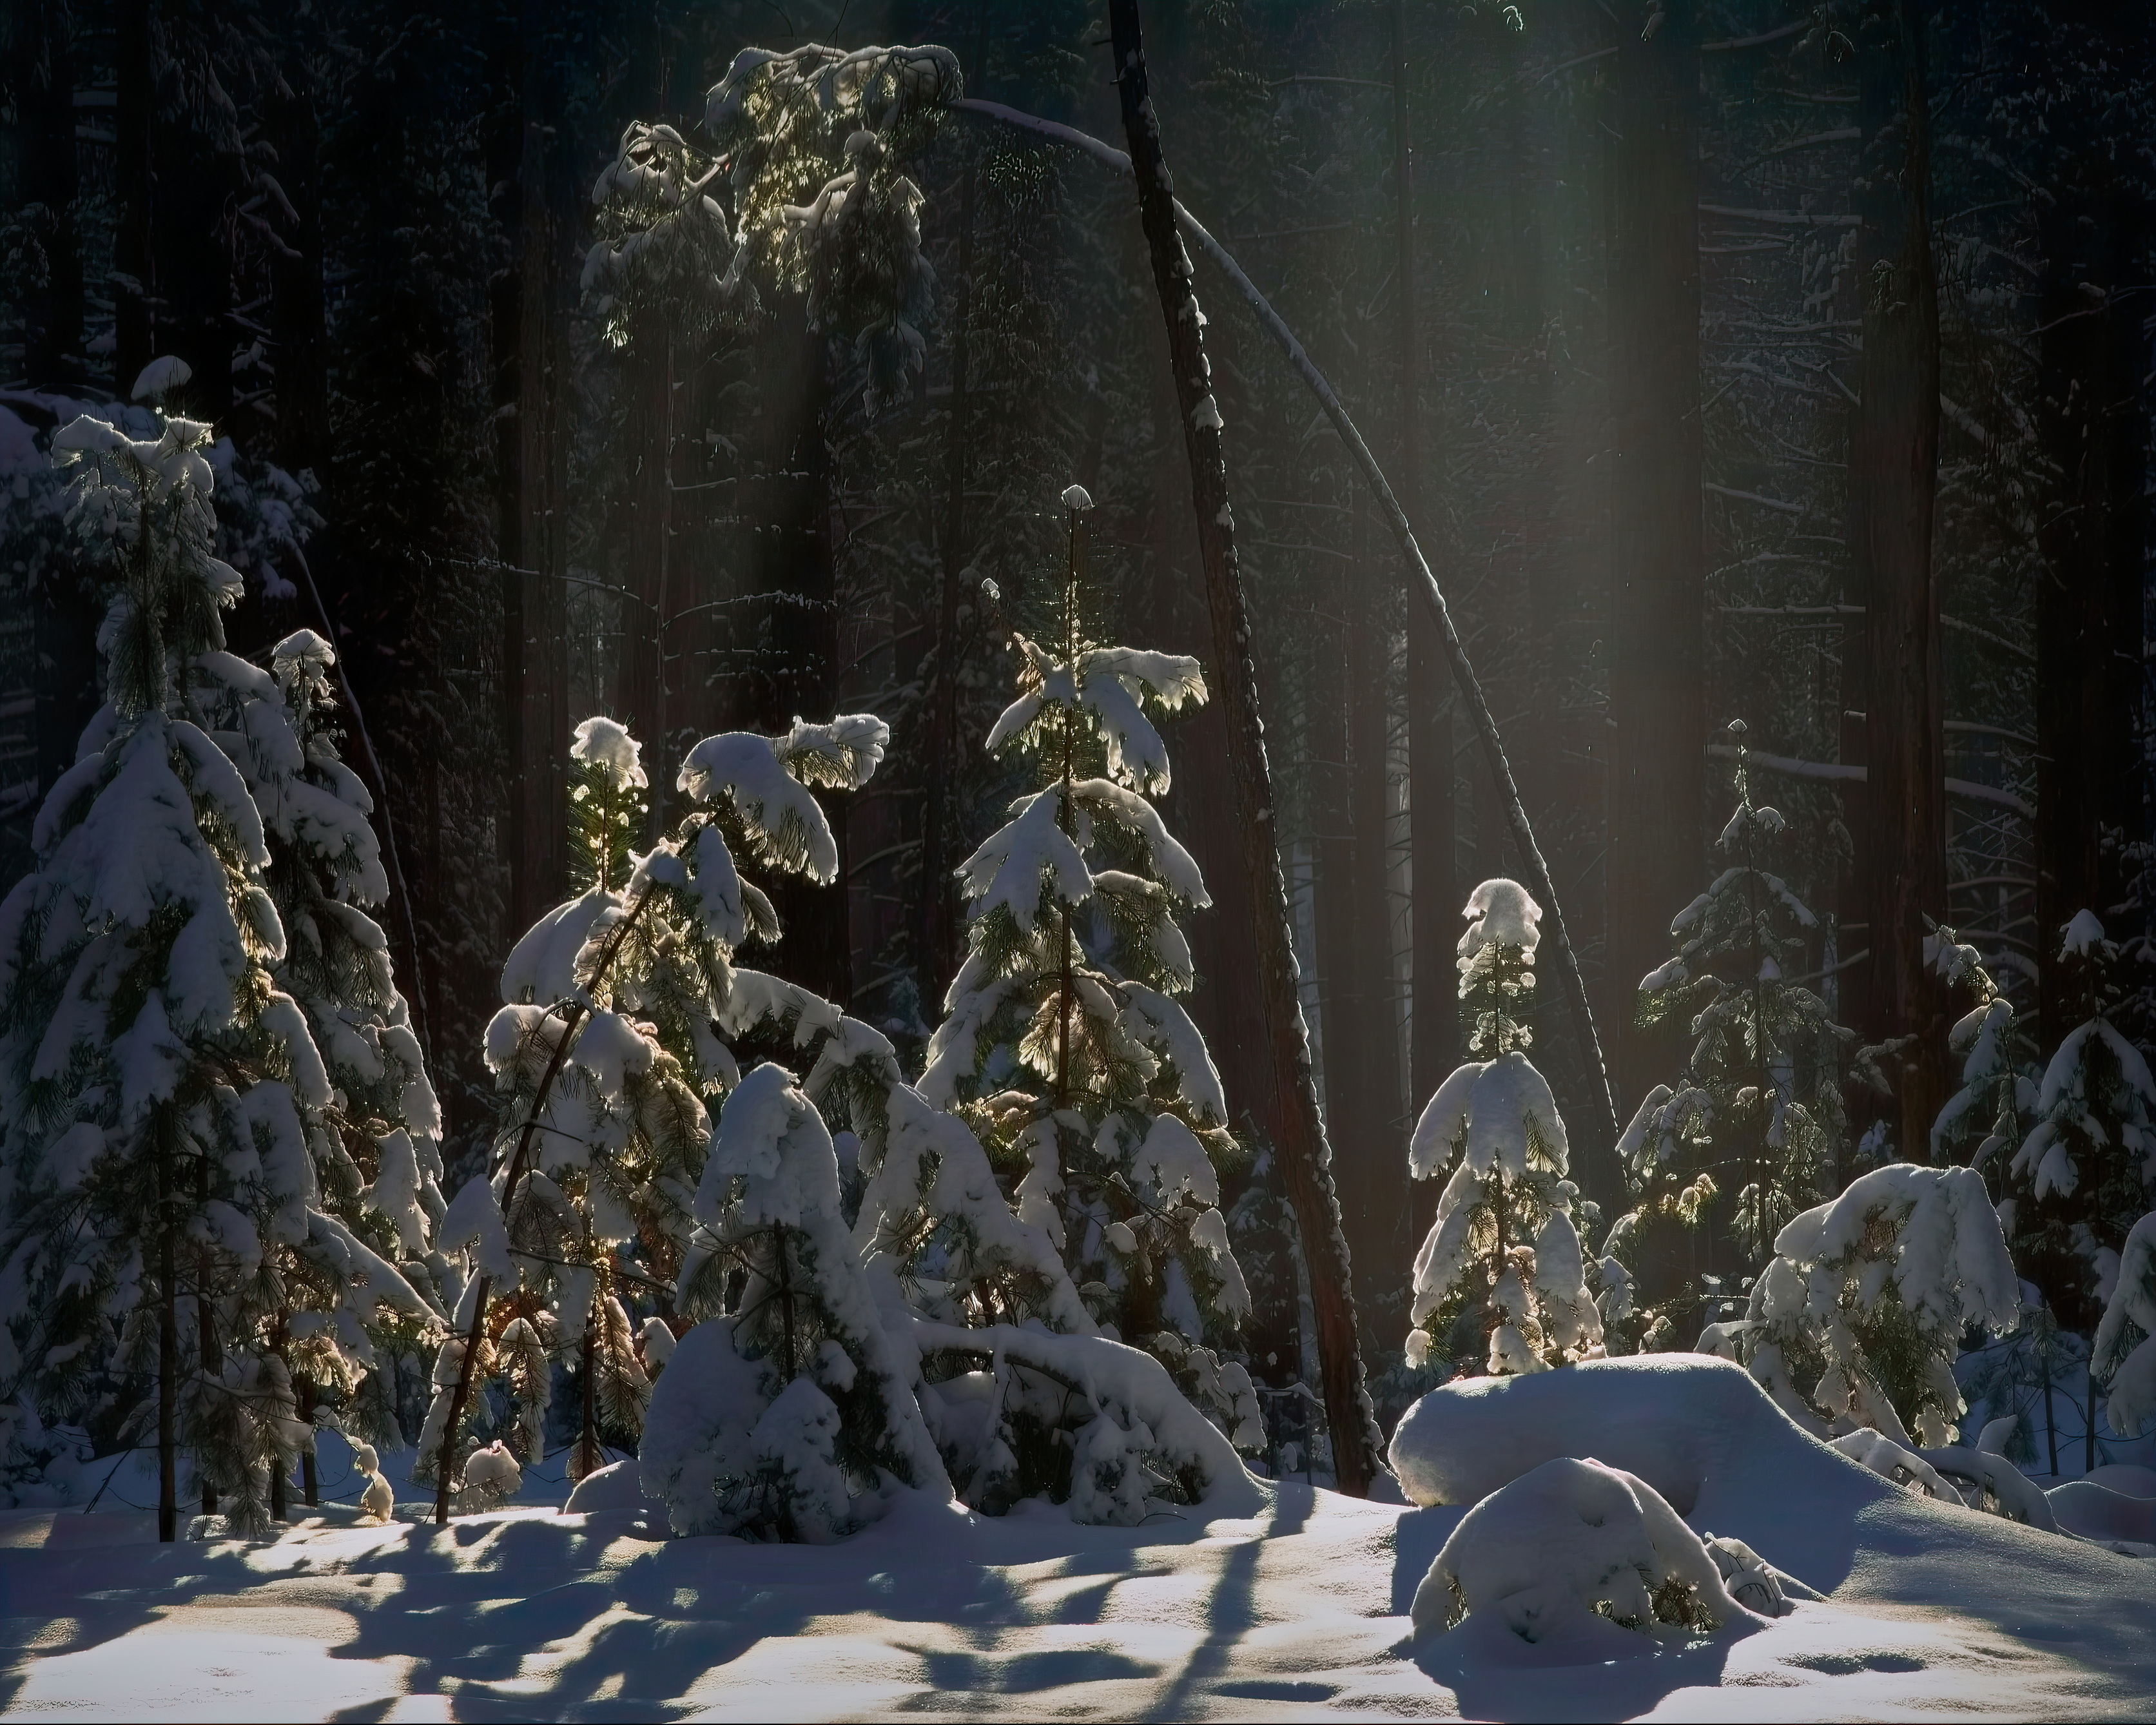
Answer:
1388;1353;2142;1593
1410;1456;1742;1645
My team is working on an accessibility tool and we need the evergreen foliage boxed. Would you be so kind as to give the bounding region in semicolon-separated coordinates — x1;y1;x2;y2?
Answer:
1622;725;1846;1271
2003;913;2156;1331
1403;879;1602;1378
918;488;1255;1421
1929;922;2035;1169
1727;1164;2021;1448
0;407;434;1531
2092;1211;2156;1442
421;710;888;1492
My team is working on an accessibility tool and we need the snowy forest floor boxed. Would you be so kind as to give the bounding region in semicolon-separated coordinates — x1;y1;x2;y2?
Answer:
0;1431;2151;1721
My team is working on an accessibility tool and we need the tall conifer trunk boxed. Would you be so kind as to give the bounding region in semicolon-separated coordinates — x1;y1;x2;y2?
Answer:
1607;0;1705;1114
1396;2;1457;1208
1347;484;1406;1332
2034;27;2146;1040
114;0;152;391
157;1126;176;1542
1109;0;1381;1496
17;0;82;389
1849;0;1945;1153
498;16;568;930
919;104;982;998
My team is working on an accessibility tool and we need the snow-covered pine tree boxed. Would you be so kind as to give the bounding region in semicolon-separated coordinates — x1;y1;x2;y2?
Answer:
2004;911;2156;1332
1621;723;1845;1276
425;711;889;1512
199;627;447;1507
641;1061;948;1539
0;409;357;1535
2092;1210;2156;1443
1403;879;1602;1378
917;485;1254;1421
1728;1163;2020;1447
1929;922;2036;1171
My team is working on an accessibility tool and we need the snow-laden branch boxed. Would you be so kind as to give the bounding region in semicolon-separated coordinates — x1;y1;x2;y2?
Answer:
949;97;1618;1156
1704;743;2034;818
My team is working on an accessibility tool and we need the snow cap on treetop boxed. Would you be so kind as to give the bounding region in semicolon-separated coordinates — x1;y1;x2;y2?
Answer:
271;628;334;672
1061;484;1094;513
130;354;193;401
1460;877;1541;960
572;716;648;788
2061;908;2108;956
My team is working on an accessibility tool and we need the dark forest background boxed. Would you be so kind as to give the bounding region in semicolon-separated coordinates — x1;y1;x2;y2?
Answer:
3;0;2150;1393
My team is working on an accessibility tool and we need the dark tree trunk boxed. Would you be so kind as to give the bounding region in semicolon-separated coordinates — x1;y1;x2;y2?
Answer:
621;307;674;812
114;0;152;393
759;311;849;1004
269;63;329;479
1606;0;1705;1115
157;1128;176;1542
1850;0;1945;1155
1346;498;1407;1330
1394;0;1457;1250
497;17;568;933
1311;572;1360;1276
918;120;981;1000
15;0;83;389
1109;0;1382;1496
2035;162;2145;1037
154;106;237;427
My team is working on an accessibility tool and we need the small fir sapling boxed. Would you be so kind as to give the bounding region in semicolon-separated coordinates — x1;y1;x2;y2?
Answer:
200;627;447;1489
1621;723;1845;1275
641;1062;947;1540
916;486;1257;1436
1403;880;1603;1378
2005;911;2156;1331
426;710;890;1508
0;406;397;1533
1732;1163;2020;1447
2092;1211;2156;1442
1929;923;2036;1170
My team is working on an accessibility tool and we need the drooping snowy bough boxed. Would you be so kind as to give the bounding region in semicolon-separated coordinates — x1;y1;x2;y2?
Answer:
1728;1163;2020;1448
2093;1210;2156;1443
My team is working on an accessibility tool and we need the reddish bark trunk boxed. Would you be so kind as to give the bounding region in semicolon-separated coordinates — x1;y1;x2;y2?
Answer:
1109;0;1382;1495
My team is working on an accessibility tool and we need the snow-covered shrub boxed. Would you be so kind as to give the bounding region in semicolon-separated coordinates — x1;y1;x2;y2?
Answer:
918;488;1254;1430
642;1063;945;1540
1409;1455;1741;1642
1403;879;1602;1377
0;410;378;1529
2093;1211;2156;1441
423;711;889;1490
1730;1164;2020;1447
2003;912;2156;1330
1619;726;1846;1273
